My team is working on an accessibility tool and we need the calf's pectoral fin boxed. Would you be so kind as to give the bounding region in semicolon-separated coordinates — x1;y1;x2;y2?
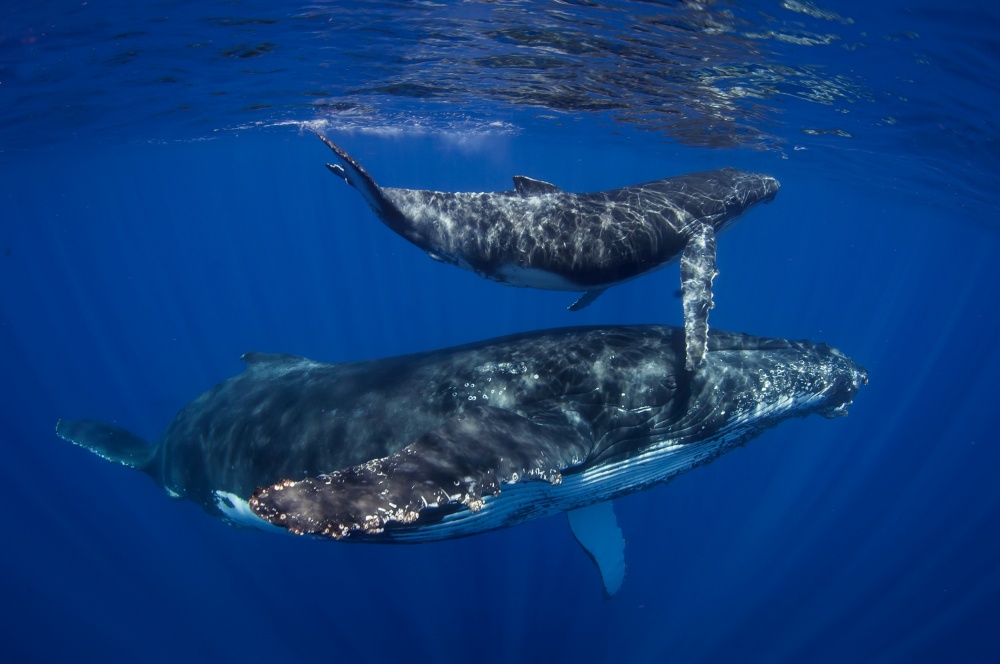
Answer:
680;223;719;371
567;501;626;597
568;288;607;311
249;405;592;539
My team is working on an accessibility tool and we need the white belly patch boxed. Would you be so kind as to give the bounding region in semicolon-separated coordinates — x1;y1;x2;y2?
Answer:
494;264;585;291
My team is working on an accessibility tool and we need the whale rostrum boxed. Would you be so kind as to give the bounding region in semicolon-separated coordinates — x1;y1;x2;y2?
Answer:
57;325;865;596
320;135;780;370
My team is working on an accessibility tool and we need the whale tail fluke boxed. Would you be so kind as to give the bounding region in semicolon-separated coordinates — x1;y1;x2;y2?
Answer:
56;419;156;471
317;133;409;230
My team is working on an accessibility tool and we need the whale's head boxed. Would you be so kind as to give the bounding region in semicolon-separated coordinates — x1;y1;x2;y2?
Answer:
686;330;867;437
708;168;781;233
583;327;866;473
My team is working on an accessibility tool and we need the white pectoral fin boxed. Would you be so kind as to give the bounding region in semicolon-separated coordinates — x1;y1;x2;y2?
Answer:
680;223;718;371
567;501;626;597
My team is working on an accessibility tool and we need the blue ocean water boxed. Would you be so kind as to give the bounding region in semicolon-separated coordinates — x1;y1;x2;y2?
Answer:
2;1;999;662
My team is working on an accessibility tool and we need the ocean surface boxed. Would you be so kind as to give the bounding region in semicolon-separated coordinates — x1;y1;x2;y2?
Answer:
2;1;999;662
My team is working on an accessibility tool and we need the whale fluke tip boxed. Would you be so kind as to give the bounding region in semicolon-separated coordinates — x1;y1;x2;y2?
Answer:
325;163;347;181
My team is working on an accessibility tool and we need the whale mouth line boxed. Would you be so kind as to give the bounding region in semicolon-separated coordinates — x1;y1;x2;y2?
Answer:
821;401;853;419
819;366;868;418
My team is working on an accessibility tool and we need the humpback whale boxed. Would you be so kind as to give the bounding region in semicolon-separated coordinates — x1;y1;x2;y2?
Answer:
57;325;865;596
320;135;780;369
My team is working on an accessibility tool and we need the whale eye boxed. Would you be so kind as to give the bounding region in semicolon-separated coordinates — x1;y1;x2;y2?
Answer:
427;252;446;263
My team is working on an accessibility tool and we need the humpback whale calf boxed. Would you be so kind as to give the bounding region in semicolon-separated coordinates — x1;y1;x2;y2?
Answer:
57;325;865;596
320;135;780;369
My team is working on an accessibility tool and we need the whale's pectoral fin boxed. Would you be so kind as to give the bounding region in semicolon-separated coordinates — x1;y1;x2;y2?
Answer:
568;288;607;311
567;501;626;598
513;175;563;197
55;419;156;470
680;223;719;371
249;406;592;539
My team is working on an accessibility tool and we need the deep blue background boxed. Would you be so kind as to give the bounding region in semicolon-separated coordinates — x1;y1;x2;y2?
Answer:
3;127;999;663
3;1;1000;662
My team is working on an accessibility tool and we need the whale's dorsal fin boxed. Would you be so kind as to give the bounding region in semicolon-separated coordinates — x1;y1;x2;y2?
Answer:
250;405;593;539
680;222;719;371
513;176;562;197
240;352;329;377
240;351;305;366
567;501;626;597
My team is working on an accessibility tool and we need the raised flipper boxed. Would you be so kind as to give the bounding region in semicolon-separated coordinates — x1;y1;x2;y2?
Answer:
318;134;406;227
55;419;156;470
567;501;626;597
249;406;593;539
680;222;719;371
513;175;563;197
568;288;607;311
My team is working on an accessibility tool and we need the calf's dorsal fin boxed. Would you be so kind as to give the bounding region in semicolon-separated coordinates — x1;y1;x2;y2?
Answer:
513;175;562;196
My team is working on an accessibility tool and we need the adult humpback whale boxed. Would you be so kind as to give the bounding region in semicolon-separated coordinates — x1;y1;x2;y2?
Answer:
320;135;780;369
57;325;865;596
